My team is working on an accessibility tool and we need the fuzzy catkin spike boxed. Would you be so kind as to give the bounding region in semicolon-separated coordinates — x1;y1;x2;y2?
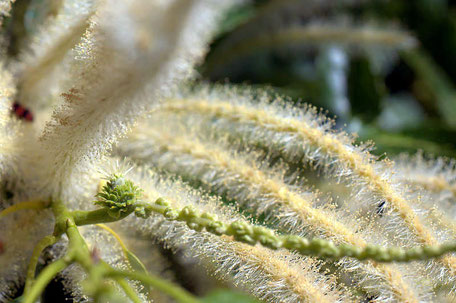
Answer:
143;86;456;296
120;128;365;245
204;0;414;78
95;175;456;263
394;152;456;201
15;0;94;109
206;22;416;76
155;88;456;274
392;152;456;239
38;0;235;199
116;125;428;302
0;63;14;126
0;63;19;185
109;162;350;303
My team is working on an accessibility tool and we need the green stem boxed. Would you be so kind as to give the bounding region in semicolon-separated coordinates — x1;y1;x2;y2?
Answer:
115;278;143;303
72;208;134;226
51;199;73;236
24;235;58;293
65;218;92;268
137;198;456;262
22;258;70;303
108;270;200;303
0;199;48;219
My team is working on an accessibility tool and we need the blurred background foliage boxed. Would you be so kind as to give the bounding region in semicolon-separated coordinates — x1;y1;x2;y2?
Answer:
200;0;456;158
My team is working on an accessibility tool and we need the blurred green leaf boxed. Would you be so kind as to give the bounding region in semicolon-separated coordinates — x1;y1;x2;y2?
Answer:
401;49;456;129
355;124;456;157
126;249;151;297
348;56;383;119
126;250;148;275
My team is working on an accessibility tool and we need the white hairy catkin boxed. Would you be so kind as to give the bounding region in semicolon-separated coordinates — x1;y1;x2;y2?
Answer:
205;0;414;78
0;63;19;181
172;114;455;252
38;0;236;201
14;0;94;111
394;152;456;206
2;0;455;300
152;87;428;241
391;153;456;242
0;64;51;302
143;85;456;294
106;160;351;303
0;63;13;126
207;22;416;77
116;119;430;302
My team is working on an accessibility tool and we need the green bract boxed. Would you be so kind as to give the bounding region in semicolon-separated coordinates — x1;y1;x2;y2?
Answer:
95;175;143;219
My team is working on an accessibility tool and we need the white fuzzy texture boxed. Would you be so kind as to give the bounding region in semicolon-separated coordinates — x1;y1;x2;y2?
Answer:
1;0;452;301
116;118;431;302
107;161;350;303
153;86;432;245
38;0;234;200
131;85;456;298
0;63;13;126
392;153;456;245
14;0;94;110
393;152;456;207
0;63;20;188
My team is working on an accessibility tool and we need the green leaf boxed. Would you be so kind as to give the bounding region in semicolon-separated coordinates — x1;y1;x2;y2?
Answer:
401;49;456;129
126;250;148;275
126;249;151;297
202;289;260;303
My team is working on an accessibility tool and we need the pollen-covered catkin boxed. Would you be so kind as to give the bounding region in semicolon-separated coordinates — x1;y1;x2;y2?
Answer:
116;122;429;302
38;0;235;200
14;0;94;110
0;63;18;178
394;152;456;204
110;162;351;303
391;153;456;240
140;85;456;294
154;87;456;261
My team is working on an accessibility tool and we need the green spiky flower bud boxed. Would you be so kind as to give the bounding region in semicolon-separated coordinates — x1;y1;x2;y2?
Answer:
95;175;143;219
